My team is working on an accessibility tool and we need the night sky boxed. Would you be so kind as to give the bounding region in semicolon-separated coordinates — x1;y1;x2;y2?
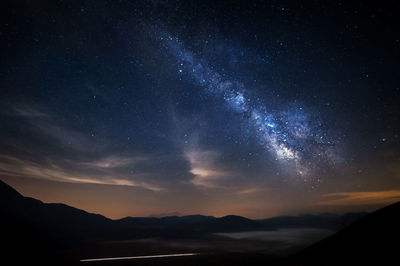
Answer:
1;0;399;219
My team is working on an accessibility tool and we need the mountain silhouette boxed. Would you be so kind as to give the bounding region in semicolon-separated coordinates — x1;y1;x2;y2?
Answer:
0;179;372;265
293;201;400;265
1;179;112;244
1;180;111;265
0;179;365;239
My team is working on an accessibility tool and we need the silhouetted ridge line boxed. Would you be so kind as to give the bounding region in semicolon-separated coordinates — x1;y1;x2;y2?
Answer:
0;179;23;199
294;201;400;265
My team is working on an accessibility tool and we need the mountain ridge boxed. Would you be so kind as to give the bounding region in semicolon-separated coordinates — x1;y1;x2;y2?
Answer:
2;179;399;266
293;201;400;265
0;179;367;232
0;179;367;224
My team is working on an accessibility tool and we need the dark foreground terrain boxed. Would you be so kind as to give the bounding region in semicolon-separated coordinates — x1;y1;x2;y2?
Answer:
2;179;400;266
79;253;284;266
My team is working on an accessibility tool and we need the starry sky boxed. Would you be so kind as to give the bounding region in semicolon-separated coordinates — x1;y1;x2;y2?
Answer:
1;0;399;219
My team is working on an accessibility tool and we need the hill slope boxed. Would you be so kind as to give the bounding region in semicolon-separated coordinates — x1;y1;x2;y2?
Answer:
1;180;112;243
294;201;400;265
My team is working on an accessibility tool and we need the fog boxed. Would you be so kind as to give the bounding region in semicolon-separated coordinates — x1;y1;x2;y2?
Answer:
98;228;335;256
215;228;335;249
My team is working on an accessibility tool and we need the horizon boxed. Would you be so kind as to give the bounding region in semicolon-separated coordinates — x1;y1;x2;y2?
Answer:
1;0;399;220
0;178;380;220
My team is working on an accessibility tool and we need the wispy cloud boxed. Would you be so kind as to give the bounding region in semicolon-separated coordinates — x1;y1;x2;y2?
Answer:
80;156;145;169
0;155;163;191
317;190;400;206
185;150;233;188
6;105;106;153
12;106;50;118
237;187;265;195
1;105;197;192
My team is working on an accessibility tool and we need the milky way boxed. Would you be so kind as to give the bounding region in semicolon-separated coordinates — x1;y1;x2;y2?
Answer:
159;32;341;179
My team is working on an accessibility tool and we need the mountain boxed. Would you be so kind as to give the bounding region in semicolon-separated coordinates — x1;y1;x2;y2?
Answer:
293;201;400;265
0;179;367;241
258;212;367;231
115;214;261;238
0;180;366;238
1;180;112;244
0;179;370;265
1;180;110;265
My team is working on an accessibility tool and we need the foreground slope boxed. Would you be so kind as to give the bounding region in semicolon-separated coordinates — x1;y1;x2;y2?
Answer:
293;201;400;265
1;179;112;243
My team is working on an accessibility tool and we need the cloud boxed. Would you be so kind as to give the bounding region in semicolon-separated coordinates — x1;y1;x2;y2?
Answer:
185;150;233;188
236;187;265;195
12;106;50;118
317;190;400;206
0;105;195;190
4;105;108;154
80;156;145;169
0;154;163;191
